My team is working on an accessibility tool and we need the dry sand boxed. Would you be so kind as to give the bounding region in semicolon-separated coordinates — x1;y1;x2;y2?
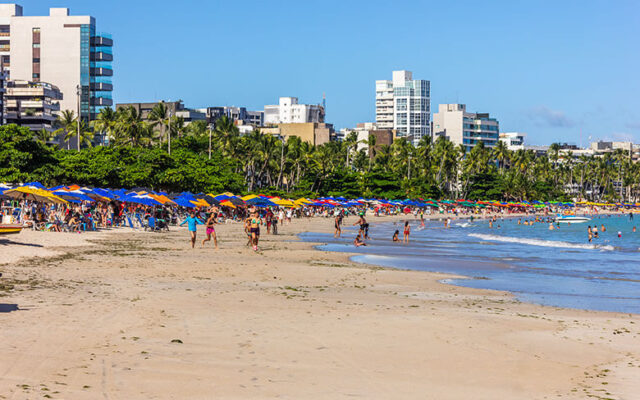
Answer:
0;216;638;399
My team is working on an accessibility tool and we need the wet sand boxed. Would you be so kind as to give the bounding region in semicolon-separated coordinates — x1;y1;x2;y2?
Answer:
0;215;638;399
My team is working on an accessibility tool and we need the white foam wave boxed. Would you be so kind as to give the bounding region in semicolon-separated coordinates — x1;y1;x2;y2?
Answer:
469;233;615;251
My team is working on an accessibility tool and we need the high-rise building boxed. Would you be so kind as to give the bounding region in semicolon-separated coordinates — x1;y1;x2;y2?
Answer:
375;70;430;144
4;79;62;133
432;104;499;152
0;4;113;123
264;97;325;125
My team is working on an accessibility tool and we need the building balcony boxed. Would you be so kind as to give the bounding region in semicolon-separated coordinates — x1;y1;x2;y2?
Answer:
90;96;113;106
90;35;113;47
90;67;113;76
5;112;57;121
90;51;113;62
90;81;113;91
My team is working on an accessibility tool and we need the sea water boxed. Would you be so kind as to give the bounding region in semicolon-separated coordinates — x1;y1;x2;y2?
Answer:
300;214;640;314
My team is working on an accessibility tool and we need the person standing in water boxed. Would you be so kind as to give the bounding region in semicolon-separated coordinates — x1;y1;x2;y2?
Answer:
587;226;593;243
353;214;369;239
334;211;343;238
180;211;204;249
403;221;411;243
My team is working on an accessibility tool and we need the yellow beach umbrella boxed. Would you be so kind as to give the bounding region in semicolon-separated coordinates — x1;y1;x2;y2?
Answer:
273;199;296;207
3;187;67;204
242;194;258;201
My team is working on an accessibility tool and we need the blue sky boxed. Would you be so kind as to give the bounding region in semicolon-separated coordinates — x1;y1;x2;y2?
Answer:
24;0;640;145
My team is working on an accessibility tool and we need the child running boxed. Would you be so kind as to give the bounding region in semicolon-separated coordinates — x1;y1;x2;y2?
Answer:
180;211;204;248
201;209;218;249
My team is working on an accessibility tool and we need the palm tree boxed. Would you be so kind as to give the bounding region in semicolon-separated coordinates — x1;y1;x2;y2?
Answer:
148;102;170;145
54;110;77;150
91;107;118;145
73;119;95;148
492;140;510;174
34;128;53;145
214;115;240;157
116;106;153;147
367;133;377;171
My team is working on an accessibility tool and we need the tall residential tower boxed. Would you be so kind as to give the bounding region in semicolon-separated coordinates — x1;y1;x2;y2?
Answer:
375;70;430;144
0;4;113;122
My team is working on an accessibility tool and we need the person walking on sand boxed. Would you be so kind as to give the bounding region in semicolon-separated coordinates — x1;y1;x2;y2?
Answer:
244;216;253;246
201;210;218;249
180;211;204;248
249;211;262;251
403;221;411;243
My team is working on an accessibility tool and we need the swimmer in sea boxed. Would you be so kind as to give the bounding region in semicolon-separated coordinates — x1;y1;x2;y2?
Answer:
392;230;400;242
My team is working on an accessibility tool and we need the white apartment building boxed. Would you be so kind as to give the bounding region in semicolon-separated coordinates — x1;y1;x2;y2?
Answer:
264;97;325;125
375;70;430;144
499;132;526;150
0;4;113;122
432;104;499;152
339;122;378;152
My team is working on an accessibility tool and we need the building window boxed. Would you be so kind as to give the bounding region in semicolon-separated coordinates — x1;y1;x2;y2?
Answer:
33;58;40;63
33;73;40;79
33;43;40;48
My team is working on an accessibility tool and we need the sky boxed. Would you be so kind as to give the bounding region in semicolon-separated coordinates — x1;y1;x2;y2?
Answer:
22;0;640;145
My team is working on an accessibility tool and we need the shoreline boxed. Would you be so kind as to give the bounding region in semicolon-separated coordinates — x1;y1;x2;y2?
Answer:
1;216;639;399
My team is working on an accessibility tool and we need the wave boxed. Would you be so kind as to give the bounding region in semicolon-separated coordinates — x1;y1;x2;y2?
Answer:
468;233;615;251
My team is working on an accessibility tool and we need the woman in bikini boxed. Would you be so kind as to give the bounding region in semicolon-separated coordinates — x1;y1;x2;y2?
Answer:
403;221;411;243
250;212;261;251
201;209;218;249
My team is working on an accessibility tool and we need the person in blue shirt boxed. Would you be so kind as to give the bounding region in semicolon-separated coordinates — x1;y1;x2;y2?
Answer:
180;211;204;248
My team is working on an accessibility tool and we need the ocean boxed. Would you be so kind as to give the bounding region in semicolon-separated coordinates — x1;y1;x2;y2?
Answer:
300;214;640;314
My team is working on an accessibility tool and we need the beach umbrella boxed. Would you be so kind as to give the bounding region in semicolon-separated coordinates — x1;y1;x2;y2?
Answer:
220;200;236;208
52;191;94;202
272;199;296;208
3;187;67;204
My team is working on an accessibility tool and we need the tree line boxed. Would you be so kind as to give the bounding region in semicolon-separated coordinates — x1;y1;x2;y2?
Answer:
1;103;638;201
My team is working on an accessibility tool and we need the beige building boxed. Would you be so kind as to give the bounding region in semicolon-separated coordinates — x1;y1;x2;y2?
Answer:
263;122;333;146
0;4;113;124
4;79;62;132
432;104;500;152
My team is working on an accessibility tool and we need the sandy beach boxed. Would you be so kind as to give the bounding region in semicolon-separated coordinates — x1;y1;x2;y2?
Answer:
1;215;638;399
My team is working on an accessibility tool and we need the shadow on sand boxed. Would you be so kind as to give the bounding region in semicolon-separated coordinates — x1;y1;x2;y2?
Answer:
0;304;20;313
0;238;43;248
